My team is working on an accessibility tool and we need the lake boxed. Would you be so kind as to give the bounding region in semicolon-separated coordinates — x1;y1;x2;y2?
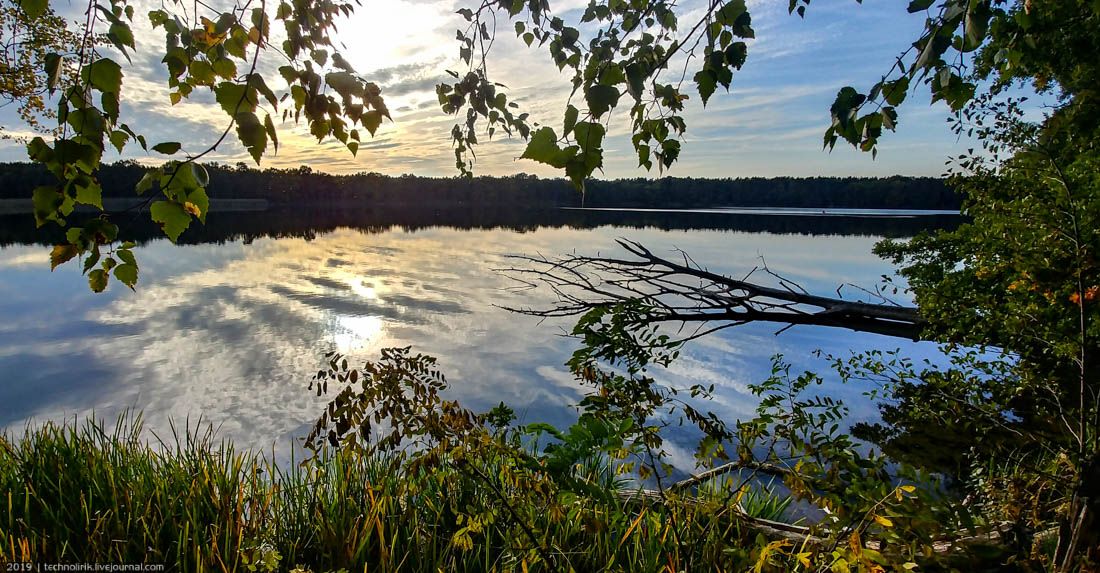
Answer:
0;206;957;467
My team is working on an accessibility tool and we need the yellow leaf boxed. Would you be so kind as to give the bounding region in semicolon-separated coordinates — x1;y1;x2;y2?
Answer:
899;485;916;493
848;531;863;556
49;244;79;270
873;514;894;528
183;201;201;216
796;551;812;568
170;92;181;105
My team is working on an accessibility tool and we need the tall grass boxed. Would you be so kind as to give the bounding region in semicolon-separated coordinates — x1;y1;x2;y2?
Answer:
0;416;791;571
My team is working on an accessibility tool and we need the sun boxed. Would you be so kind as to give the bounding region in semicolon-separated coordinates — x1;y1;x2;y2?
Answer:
336;0;454;75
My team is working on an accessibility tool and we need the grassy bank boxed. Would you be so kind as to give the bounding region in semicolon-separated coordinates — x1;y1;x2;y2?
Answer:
0;415;783;572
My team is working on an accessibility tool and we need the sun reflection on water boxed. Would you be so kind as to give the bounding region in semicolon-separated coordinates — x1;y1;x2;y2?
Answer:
331;314;385;353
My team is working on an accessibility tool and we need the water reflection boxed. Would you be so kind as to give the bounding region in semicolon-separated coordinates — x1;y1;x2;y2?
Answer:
0;212;952;465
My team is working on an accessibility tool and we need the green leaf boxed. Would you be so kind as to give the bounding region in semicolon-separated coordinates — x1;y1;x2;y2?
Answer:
571;121;605;185
187;187;210;224
830;87;865;130
561;27;579;48
264;114;279;153
249;74;279;108
83;59;123;94
563;105;579;137
67;108;106;140
625;63;647;101
362;110;383;136
235;112;267;163
882;77;909;106
75;180;103;209
50;244;79;270
150;200;192;242
585;85;620;119
44;53;62;94
963;3;991;52
695;70;717;107
573;121;605;152
83;246;100;273
117;249;137;266
113;263;138;289
32;186;62;227
88;269;108;293
108;22;135;59
212;58;237;80
152;142;181;155
521;127;572;169
189;60;216;85
54;140;100;173
725;42;748;69
331;53;355;73
109;130;129;153
214;82;256;117
84;219;117;243
881;107;898;130
636;143;652;169
716;0;747;26
17;0;47;19
135;169;158;195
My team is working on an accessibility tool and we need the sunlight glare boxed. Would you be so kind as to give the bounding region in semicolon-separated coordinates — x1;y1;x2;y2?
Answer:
338;0;453;73
332;314;386;353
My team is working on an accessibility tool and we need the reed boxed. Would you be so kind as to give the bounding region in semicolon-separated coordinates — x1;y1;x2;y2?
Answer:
0;415;792;572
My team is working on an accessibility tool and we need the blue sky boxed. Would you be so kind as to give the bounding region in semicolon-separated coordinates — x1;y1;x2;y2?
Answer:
0;0;982;178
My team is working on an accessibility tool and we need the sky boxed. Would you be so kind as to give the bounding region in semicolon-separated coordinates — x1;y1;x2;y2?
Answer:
0;0;983;178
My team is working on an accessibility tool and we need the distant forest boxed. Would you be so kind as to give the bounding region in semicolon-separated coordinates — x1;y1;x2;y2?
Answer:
0;161;961;210
0;204;962;248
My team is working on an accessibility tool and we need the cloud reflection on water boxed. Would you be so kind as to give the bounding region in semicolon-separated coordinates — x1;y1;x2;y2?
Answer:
0;225;937;464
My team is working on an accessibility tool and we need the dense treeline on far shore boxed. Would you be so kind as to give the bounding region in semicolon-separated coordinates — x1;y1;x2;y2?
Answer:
0;161;961;210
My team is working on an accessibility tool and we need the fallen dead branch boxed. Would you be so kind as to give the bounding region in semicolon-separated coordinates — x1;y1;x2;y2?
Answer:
499;239;924;341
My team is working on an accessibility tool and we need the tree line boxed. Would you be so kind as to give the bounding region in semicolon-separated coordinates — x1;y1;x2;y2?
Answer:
0;204;960;248
0;161;960;210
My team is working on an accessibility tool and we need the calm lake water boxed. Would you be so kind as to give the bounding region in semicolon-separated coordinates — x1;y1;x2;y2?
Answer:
0;207;957;466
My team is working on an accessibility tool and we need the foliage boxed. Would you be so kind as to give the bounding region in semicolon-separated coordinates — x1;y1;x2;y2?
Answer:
442;0;1056;177
301;305;1025;572
872;90;1100;567
0;0;80;138
17;0;390;292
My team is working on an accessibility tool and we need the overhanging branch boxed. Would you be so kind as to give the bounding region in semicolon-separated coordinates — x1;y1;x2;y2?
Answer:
499;239;924;341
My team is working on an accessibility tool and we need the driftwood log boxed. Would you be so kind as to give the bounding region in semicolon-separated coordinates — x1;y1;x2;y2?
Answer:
500;239;924;341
